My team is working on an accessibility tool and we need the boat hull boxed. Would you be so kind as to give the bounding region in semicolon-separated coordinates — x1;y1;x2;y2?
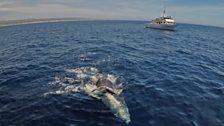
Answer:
145;23;176;31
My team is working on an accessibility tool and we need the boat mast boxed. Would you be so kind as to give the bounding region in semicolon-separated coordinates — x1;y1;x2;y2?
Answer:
162;7;166;17
162;0;167;17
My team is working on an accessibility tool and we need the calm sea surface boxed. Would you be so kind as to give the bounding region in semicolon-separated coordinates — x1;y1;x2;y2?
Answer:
0;21;224;126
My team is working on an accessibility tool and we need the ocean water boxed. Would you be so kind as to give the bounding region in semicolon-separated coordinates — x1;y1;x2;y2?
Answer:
0;21;224;126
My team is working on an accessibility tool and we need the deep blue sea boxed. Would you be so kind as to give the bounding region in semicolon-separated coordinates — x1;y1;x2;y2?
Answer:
0;21;224;126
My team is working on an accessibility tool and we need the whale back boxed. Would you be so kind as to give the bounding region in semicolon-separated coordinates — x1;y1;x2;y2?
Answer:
96;79;114;89
95;78;122;96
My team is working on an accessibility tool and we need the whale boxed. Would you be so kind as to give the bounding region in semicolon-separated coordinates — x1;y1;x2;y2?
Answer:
47;68;131;124
77;78;131;124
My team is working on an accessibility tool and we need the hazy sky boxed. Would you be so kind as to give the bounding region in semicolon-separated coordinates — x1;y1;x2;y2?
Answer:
0;0;223;27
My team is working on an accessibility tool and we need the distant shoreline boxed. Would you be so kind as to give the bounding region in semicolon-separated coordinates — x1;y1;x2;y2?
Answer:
0;18;91;27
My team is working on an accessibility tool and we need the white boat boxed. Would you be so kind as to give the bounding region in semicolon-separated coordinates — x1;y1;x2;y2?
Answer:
145;8;176;30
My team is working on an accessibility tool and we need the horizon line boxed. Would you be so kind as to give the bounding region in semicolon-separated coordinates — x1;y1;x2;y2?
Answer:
0;18;223;28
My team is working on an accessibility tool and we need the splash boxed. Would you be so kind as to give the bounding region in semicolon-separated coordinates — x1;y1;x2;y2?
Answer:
45;67;130;124
46;67;123;95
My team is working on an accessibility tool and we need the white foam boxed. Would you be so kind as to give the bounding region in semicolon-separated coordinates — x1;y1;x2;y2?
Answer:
46;67;123;96
107;74;118;84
